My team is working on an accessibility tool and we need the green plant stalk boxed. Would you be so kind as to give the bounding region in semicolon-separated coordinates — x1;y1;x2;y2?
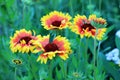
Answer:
28;54;37;80
48;61;53;79
22;3;26;27
81;0;85;14
93;29;98;80
84;38;88;75
78;38;88;73
79;39;81;61
60;60;66;79
89;0;92;14
14;67;17;80
69;0;73;16
99;0;102;12
85;38;88;62
93;38;96;68
93;37;96;80
97;42;101;67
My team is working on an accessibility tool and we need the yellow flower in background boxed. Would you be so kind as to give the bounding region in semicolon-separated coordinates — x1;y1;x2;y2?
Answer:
88;14;107;40
41;11;72;30
10;29;40;53
88;14;106;24
34;35;72;64
70;14;107;40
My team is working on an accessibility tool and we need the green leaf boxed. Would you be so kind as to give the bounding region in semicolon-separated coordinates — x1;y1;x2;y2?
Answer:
106;25;114;34
99;53;120;80
5;0;15;8
55;67;62;80
88;38;98;54
71;55;78;68
91;21;107;28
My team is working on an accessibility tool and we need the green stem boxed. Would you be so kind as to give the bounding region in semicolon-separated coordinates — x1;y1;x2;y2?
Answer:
28;54;37;80
48;61;53;79
84;38;88;75
81;0;84;14
85;38;88;63
89;0;92;14
60;60;66;79
22;4;26;27
99;0;102;12
93;39;96;80
79;38;82;63
97;42;101;67
93;38;96;67
93;29;98;80
69;0;73;16
14;67;17;80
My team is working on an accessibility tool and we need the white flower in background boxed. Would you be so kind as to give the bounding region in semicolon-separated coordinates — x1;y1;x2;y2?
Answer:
112;56;119;62
106;48;120;66
105;52;114;61
114;58;120;64
105;48;119;61
116;30;120;38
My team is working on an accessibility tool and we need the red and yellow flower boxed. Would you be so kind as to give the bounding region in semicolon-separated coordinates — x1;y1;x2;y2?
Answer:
88;14;106;24
10;29;41;53
70;15;88;38
70;14;107;40
41;11;72;30
33;35;72;64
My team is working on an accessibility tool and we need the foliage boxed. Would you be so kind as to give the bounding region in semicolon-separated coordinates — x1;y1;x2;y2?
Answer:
0;0;120;80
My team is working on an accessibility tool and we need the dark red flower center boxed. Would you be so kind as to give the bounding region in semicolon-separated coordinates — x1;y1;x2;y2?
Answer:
52;21;61;27
19;36;32;44
44;43;59;52
81;24;95;31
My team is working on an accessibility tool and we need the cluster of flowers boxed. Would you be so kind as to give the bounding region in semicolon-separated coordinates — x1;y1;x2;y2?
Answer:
10;29;71;64
105;30;120;66
106;48;120;66
10;11;107;64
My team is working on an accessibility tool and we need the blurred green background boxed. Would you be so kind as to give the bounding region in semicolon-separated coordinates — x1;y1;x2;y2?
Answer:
0;0;120;80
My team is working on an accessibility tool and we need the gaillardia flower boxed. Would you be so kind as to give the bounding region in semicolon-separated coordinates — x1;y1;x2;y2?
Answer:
34;35;72;64
70;15;88;38
70;14;107;40
88;14;106;24
10;29;40;53
41;11;71;30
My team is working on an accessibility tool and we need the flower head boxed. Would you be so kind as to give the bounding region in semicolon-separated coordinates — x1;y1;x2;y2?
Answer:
10;29;40;53
41;11;71;30
88;14;106;24
70;14;107;40
106;48;119;61
12;59;22;65
72;72;80;78
105;48;120;65
33;35;72;64
70;15;88;38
